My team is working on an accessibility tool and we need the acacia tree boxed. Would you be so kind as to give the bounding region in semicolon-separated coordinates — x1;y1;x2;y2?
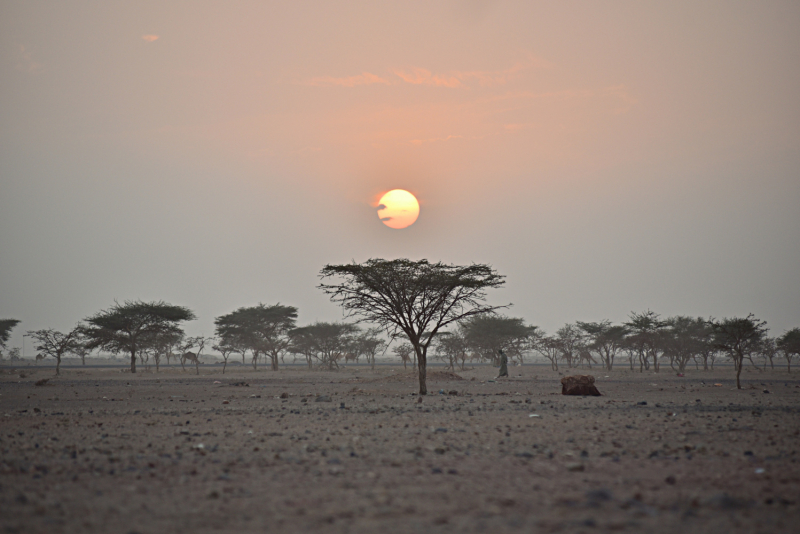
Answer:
212;337;237;374
289;322;358;370
214;304;297;371
555;324;584;369
0;319;21;359
393;342;415;370
533;335;562;371
710;314;768;389
28;327;84;376
352;328;386;369
319;259;506;395
435;331;470;371
660;316;711;373
461;315;537;366
82;300;196;373
576;321;627;371
777;328;800;373
624;311;667;372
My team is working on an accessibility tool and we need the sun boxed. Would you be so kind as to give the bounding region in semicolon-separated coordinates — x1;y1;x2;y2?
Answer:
376;189;420;229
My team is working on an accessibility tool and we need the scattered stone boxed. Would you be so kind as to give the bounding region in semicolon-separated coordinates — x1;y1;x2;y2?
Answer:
232;382;249;387
665;475;676;485
566;462;585;472
280;392;289;399
315;396;332;402
560;375;601;396
637;401;647;405
34;379;49;387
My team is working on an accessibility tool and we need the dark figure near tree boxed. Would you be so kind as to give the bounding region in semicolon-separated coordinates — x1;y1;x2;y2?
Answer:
497;349;509;377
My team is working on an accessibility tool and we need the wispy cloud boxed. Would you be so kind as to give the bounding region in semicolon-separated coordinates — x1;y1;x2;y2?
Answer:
305;72;390;87
142;35;159;42
393;68;462;88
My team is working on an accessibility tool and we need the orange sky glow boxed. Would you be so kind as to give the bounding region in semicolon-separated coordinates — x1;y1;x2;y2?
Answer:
1;1;798;340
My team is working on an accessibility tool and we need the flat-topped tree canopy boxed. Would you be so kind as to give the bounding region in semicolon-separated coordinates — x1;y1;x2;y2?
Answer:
214;303;298;371
319;258;507;394
82;300;195;373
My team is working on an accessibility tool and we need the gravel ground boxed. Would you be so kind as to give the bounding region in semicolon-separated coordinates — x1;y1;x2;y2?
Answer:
1;362;798;533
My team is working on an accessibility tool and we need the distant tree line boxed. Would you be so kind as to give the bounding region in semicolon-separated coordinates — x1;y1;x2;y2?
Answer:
2;258;799;394
431;310;800;389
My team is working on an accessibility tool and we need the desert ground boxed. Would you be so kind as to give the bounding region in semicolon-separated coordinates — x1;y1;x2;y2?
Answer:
1;360;798;534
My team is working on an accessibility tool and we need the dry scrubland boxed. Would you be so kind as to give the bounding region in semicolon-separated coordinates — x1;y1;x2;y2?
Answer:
1;363;799;534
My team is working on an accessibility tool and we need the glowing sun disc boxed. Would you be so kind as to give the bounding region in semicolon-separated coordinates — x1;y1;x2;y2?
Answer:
377;189;419;229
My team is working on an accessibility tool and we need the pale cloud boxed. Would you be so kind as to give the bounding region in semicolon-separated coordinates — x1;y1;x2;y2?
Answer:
394;56;550;89
141;35;159;42
393;68;462;88
305;72;390;87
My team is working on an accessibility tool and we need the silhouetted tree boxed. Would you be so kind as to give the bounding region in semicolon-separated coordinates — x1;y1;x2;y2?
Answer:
624;311;667;372
435;331;471;371
555;324;584;369
0;319;21;358
352;328;386;370
82;300;195;373
212;337;237;374
214;304;297;371
710;314;768;389
577;321;627;371
289;322;358;370
319;259;506;394
393;342;415;370
661;316;711;373
533;335;562;371
461;315;537;366
777;328;800;373
28;327;84;376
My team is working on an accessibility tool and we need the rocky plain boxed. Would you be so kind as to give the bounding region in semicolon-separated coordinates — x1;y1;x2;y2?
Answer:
1;360;798;534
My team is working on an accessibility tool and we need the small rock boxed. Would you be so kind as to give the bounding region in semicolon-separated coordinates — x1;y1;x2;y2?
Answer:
34;379;49;387
637;401;647;405
280;392;289;399
665;475;676;485
566;462;585;472
315;395;332;402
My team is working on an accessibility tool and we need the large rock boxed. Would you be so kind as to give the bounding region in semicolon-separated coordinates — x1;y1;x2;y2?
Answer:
560;375;602;396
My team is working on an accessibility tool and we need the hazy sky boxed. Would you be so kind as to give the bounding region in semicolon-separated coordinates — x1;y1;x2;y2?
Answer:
2;1;799;351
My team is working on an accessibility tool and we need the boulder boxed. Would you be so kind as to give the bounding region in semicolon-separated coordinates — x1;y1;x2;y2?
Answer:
560;375;602;396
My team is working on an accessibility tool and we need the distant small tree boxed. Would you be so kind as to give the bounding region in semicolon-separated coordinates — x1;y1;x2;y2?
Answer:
393;342;415;370
777;328;800;373
319;259;506;394
710;314;769;389
661;316;710;373
352;328;386;370
461;315;537;366
533;335;562;371
212;337;237;374
435;331;470;371
214;304;297;371
81;300;196;373
624;311;667;372
577;321;627;371
0;319;21;358
6;347;21;361
555;324;584;369
28;327;84;376
289;322;358;370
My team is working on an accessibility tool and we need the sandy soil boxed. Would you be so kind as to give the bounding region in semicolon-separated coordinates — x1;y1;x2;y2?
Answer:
1;362;798;534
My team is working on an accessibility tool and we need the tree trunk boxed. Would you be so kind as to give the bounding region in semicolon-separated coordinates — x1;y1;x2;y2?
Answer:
195;357;199;375
130;349;137;373
418;351;427;395
271;354;279;371
56;354;61;376
735;353;743;389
